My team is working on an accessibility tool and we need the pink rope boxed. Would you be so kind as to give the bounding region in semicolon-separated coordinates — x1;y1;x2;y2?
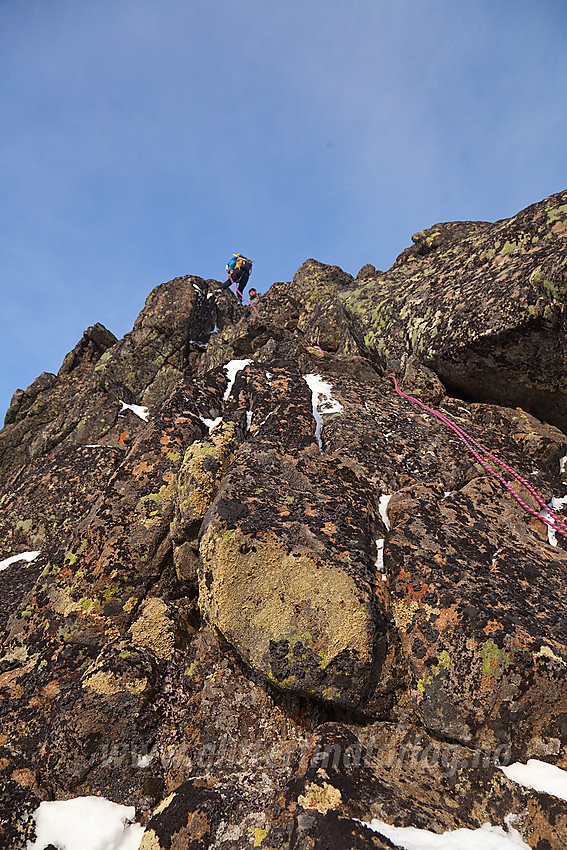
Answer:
304;340;324;356
229;274;261;318
389;375;567;538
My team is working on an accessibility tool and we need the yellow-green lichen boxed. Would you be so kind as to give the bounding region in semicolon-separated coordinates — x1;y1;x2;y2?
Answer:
547;204;567;224
63;539;88;569
175;422;239;525
481;638;510;677
185;659;198;677
250;826;269;847
199;526;374;705
129;597;175;660
416;649;451;694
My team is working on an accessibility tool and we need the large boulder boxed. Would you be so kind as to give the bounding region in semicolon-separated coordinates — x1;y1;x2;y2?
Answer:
197;361;391;708
341;189;567;430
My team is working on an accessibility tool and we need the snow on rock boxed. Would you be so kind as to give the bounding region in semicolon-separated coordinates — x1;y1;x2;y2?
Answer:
119;401;149;422
540;496;567;547
223;359;253;401
501;758;567;801
0;551;41;572
379;494;392;531
303;374;343;451
375;538;387;581
539;507;558;547
199;415;223;433
27;796;144;850
362;817;530;848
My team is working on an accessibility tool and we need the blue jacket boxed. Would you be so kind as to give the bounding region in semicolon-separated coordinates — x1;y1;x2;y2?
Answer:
226;255;251;274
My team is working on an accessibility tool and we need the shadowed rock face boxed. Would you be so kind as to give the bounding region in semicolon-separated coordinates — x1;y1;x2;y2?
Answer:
341;190;567;430
0;276;216;478
2;192;567;848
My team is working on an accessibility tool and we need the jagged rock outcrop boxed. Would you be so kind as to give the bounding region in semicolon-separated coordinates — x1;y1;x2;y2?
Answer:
2;191;567;848
0;276;217;477
341;191;567;430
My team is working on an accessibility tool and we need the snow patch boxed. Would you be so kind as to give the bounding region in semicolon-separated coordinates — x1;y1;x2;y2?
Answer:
379;494;392;531
362;816;529;848
199;415;222;433
246;410;253;431
303;374;343;451
119;401;149;422
375;539;387;581
27;796;144;850
539;507;558;547
491;548;502;567
223;359;253;401
0;551;41;572
551;495;567;512
375;538;385;572
539;496;567;546
560;454;567;476
501;758;567;801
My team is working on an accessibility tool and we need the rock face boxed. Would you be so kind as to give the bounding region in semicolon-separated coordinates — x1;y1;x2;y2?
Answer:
341;193;567;430
2;191;567;848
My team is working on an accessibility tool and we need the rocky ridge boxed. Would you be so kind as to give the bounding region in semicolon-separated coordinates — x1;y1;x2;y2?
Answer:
1;190;567;847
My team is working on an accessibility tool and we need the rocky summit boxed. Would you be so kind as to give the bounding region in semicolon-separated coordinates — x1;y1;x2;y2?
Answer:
2;191;567;849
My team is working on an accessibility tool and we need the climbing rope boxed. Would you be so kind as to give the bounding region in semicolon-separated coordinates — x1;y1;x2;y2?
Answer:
303;339;324;356
228;273;261;319
389;375;567;539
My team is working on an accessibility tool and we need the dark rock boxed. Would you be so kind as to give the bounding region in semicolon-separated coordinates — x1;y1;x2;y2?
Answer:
58;322;118;376
341;189;567;430
356;263;378;280
0;275;216;480
140;780;228;849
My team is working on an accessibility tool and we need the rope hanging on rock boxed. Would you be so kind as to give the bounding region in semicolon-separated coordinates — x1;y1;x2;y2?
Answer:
389;375;567;539
228;273;261;319
303;340;324;357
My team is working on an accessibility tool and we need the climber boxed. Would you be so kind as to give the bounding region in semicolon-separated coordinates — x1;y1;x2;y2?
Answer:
219;254;253;300
248;288;257;300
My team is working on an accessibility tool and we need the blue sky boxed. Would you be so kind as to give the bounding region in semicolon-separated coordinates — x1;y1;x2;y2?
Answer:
1;0;566;417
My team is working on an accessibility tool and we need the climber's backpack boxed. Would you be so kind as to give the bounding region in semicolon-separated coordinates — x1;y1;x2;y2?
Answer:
227;254;252;275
